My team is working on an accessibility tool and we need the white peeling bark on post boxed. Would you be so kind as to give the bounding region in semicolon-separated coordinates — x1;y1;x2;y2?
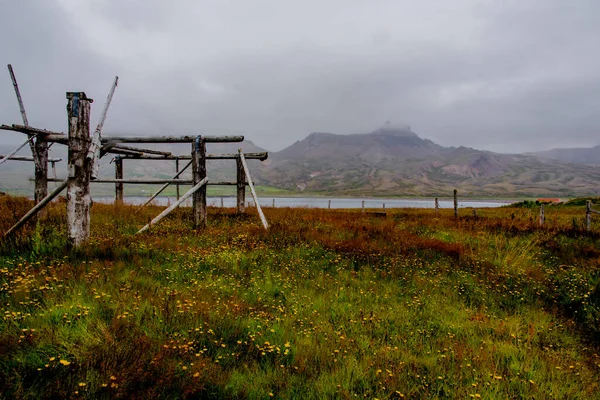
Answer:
66;92;93;247
539;204;545;227
34;138;48;216
435;197;439;213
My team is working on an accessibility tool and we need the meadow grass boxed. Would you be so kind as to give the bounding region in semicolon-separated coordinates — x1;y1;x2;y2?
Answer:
0;197;599;399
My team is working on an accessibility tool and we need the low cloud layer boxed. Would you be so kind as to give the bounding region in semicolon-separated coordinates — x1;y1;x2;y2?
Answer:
1;0;599;153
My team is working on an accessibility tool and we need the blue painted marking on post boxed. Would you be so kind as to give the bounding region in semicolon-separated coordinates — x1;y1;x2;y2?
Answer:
72;93;80;117
195;135;202;151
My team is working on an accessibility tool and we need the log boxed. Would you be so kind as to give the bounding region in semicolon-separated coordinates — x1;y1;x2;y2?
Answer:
3;179;68;238
236;156;246;213
117;152;268;161
0;154;61;162
192;137;207;227
100;135;244;143
88;76;118;179
136;159;192;211
66;92;94;247
239;150;268;229
0;137;35;167
136;177;208;234
115;157;124;203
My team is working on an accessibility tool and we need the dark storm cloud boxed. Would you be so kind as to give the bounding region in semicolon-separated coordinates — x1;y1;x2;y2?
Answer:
1;0;599;153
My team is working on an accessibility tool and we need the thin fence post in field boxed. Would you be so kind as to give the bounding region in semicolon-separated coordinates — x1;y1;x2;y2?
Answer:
539;204;545;227
221;197;224;208
435;197;439;213
362;200;365;213
236;155;246;213
328;199;331;209
192;136;207;227
175;157;180;200
383;202;386;211
272;198;275;208
453;189;458;218
586;200;592;232
472;209;477;218
114;156;124;204
66;92;93;247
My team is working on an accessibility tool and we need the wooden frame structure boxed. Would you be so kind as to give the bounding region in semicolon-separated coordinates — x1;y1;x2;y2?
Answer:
1;67;269;246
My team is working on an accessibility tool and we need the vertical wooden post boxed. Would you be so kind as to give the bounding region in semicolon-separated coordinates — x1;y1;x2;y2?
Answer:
539;204;545;227
453;189;458;218
175;157;180;200
362;200;365;213
114;156;123;204
586;200;591;232
66;92;93;247
383;203;386;211
272;198;275;208
221;197;224;208
328;199;331;209
472;209;477;218
236;155;246;213
435;197;439;213
192;136;207;227
34;138;48;216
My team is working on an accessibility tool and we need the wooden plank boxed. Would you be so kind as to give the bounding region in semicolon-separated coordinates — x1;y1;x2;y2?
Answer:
239;150;268;229
136;177;208;234
100;135;244;143
0;155;61;162
0;124;64;137
117;152;268;160
66;92;94;247
0;136;34;167
3;179;68;238
136;160;192;211
88;76;119;179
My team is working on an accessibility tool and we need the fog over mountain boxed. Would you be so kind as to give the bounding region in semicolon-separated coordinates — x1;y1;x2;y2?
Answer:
1;1;600;155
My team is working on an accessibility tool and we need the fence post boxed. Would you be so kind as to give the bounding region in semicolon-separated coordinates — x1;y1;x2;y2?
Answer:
34;138;48;215
236;155;246;213
362;200;365;213
192;136;207;227
586;200;592;232
221;197;224;208
539;204;545;227
328;199;331;209
383;202;386;211
175;157;180;200
435;197;439;213
453;189;458;218
66;92;93;247
472;209;477;218
114;156;123;204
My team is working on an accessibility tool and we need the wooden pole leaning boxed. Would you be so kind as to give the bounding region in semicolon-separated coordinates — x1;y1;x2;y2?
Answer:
0;136;34;167
7;64;48;207
3;179;68;238
66;92;94;247
136;177;208;234
135;159;193;212
239;150;269;230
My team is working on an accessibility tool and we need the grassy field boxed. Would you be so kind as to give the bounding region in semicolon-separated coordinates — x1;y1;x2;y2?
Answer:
0;196;599;399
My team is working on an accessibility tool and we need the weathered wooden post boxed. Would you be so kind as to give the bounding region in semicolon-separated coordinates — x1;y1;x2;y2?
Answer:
435;197;439;213
221;197;224;208
539;204;545;227
192;136;207;227
453;189;458;218
66;92;93;247
328;199;331;209
236;155;246;213
472;209;477;218
175;157;180;200
114;156;123;204
34;138;48;208
586;200;592;232
272;198;275;208
362;200;365;213
383;202;386;211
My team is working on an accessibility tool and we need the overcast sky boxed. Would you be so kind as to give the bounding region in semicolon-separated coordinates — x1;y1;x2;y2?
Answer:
1;0;599;153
